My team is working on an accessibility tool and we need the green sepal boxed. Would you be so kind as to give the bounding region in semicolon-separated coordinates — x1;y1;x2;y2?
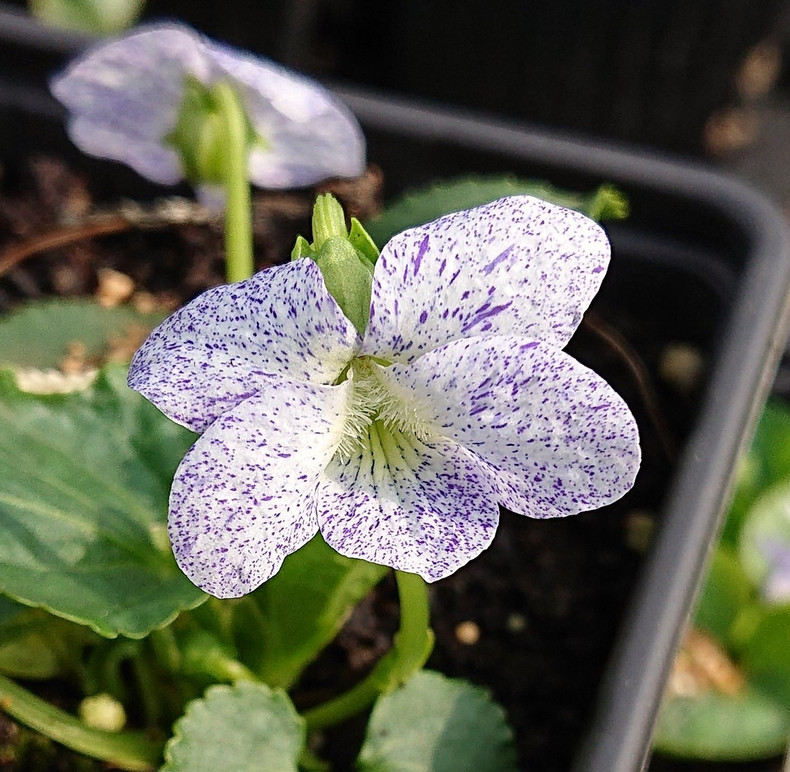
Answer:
349;217;380;265
290;235;313;261
294;194;377;335
311;193;348;247
312;236;373;335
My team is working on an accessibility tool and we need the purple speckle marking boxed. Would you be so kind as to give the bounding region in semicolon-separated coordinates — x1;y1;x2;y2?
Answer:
413;235;430;276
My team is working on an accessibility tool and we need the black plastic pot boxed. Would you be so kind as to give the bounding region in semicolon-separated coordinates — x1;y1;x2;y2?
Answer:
335;0;790;155
1;6;790;771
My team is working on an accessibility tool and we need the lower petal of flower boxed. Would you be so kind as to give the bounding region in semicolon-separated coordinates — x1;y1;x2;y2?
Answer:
376;335;641;518
169;377;351;598
317;422;499;582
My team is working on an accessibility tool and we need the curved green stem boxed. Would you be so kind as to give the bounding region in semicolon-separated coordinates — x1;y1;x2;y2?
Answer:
0;674;162;771
303;570;433;730
213;81;254;283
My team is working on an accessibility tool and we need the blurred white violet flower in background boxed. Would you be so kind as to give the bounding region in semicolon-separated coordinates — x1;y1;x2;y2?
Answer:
50;23;366;193
759;540;790;603
51;22;366;284
128;195;641;598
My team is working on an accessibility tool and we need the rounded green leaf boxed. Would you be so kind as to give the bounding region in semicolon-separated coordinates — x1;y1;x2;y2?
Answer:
0;299;163;370
653;687;790;761
357;670;518;772
162;682;305;772
0;365;205;637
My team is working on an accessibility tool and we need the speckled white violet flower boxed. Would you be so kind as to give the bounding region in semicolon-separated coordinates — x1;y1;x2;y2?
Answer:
128;195;641;598
50;23;365;192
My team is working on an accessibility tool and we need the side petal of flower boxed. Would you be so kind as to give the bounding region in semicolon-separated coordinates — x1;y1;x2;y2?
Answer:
169;377;352;597
207;42;366;188
50;24;211;184
376;336;641;517
363;196;610;363
128;260;360;433
317;425;499;581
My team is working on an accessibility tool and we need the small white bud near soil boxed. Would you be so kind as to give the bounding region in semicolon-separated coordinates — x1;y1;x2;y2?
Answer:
78;693;127;732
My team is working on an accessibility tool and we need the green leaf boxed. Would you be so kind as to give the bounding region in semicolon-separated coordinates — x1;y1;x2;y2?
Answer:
653;687;790;761
741;605;790;711
356;670;518;772
0;298;163;370
248;534;388;688
723;399;790;546
162;682;305;772
0;604;93;679
738;480;790;594
363;176;628;247
0;364;205;637
694;547;753;644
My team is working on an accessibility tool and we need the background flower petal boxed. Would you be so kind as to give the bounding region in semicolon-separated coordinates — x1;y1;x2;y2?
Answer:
207;42;366;188
376;336;641;517
169;378;351;597
128;260;360;433
363;196;610;363
317;426;499;581
50;24;212;182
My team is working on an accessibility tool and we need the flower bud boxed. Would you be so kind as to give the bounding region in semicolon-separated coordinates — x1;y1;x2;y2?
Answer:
293;194;379;335
166;76;263;186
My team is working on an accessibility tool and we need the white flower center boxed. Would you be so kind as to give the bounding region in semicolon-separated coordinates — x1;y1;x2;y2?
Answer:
335;356;437;461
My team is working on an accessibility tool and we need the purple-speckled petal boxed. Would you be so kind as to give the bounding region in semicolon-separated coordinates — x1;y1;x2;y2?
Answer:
128;260;359;433
50;24;211;184
376;336;641;517
362;196;610;363
317;427;499;581
207;42;366;188
169;377;352;597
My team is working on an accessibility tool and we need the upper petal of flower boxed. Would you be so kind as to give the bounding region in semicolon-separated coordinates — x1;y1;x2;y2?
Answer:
50;24;212;184
317;423;499;582
207;42;366;188
374;336;641;517
362;196;610;363
170;376;352;598
128;259;360;433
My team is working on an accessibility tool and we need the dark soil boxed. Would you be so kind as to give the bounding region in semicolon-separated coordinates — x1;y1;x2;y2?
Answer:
0;156;719;771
